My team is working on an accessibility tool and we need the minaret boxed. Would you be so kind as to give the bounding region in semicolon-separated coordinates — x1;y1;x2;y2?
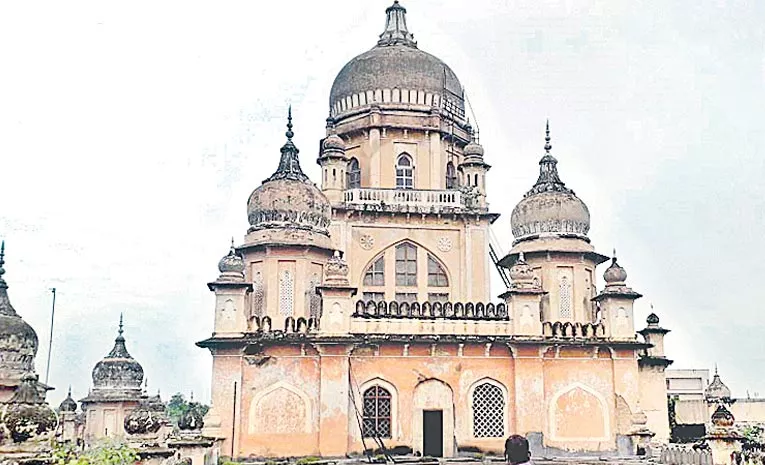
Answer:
208;239;251;336
458;128;491;208
501;252;545;336
592;251;642;339
637;311;673;442
317;116;348;203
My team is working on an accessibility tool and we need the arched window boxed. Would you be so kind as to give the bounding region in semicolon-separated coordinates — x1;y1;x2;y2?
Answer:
362;386;392;438
363;256;385;286
474;173;479;187
445;162;457;189
395;243;417;286
559;276;572;319
306;274;322;318
395;153;414;189
472;382;505;438
427;255;448;287
253;272;264;317
347;158;361;188
279;270;294;316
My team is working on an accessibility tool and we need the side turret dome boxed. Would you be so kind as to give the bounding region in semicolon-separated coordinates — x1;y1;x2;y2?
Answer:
330;1;464;117
58;387;78;413
91;315;144;391
246;109;331;249
0;241;40;382
706;367;732;401
511;122;590;244
217;240;245;279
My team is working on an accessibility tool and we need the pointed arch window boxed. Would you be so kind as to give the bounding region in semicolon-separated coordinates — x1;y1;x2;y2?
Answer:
362;386;392;438
446;162;457;189
347;157;361;188
363;256;385;286
559;276;572;319
427;255;448;287
395;243;417;286
472;382;505;438
395;153;414;189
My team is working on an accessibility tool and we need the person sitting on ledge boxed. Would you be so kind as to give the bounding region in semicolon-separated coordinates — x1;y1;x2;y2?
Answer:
505;434;532;465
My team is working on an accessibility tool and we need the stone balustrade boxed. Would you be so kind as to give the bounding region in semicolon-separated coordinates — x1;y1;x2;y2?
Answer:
353;300;508;320
343;188;465;211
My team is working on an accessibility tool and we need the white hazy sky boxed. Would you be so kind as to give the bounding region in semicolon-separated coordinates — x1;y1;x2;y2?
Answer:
1;0;764;408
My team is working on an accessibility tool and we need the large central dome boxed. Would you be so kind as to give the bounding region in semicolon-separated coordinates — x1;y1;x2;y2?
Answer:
330;1;464;116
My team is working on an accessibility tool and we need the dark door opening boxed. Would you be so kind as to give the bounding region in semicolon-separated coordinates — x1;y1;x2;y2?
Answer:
423;410;443;457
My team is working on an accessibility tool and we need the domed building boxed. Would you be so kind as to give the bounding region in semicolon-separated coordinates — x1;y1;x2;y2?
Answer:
80;315;146;442
198;1;673;459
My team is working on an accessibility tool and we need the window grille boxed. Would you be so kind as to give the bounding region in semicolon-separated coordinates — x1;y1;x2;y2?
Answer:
427;255;449;287
362;292;385;303
279;270;294;316
347;158;361;188
559;276;572;319
472;383;505;438
395;293;417;304
253;272;264;317
395;243;417;286
306;274;322;318
428;293;449;304
362;386;392;438
363;256;385;286
395;154;414;189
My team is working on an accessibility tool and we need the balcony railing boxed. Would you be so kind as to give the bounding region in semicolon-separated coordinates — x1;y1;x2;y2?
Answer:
343;188;464;210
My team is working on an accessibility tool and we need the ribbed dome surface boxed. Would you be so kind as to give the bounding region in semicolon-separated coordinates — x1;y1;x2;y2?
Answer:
91;317;144;390
330;1;463;114
511;125;591;244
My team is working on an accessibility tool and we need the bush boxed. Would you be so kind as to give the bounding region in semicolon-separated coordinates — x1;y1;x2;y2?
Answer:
53;440;138;465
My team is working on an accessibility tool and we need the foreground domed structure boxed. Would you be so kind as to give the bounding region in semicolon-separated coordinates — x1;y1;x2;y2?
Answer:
0;241;41;393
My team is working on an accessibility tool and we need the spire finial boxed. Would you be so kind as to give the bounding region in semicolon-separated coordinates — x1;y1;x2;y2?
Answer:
378;1;417;47
544;119;552;154
286;105;294;140
118;313;124;336
67;385;72;397
0;240;5;281
715;363;719;376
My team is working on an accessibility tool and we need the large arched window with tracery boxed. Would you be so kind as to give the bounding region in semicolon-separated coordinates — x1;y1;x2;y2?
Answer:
362;386;392;438
347;158;361;188
395;153;414;189
472;382;505;438
395;243;417;286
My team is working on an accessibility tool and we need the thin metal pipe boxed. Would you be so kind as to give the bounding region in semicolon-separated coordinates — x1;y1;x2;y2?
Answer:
44;287;56;385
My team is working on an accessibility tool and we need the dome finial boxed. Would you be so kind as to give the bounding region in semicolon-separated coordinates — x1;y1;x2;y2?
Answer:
264;106;309;183
118;312;124;337
286;105;294;140
378;1;417;48
527;121;569;195
544;119;552;153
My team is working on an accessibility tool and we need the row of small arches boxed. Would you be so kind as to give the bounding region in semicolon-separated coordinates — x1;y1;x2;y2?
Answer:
354;300;508;320
543;321;606;338
249;315;320;333
332;88;444;116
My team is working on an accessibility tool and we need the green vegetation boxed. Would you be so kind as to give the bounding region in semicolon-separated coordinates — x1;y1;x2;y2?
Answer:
166;392;210;425
53;440;138;465
295;457;321;465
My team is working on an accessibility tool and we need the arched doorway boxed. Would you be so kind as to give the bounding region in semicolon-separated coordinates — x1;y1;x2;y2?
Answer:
412;379;455;457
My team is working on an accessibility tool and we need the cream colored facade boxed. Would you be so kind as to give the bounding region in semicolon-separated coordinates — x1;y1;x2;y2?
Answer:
198;1;674;460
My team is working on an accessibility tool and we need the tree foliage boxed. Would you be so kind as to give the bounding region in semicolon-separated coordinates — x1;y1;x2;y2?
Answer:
166;392;209;425
53;440;138;465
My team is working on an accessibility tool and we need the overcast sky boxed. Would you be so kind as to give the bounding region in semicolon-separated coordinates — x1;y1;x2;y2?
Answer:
1;0;763;407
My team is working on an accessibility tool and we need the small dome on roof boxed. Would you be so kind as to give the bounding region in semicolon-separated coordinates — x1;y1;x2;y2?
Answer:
58;387;78;413
604;254;628;284
511;123;590;244
218;241;245;278
706;368;732;401
91;315;144;391
646;313;660;325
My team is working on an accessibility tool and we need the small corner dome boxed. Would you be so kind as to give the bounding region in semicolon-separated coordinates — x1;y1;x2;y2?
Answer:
604;256;628;284
463;140;484;158
330;1;464;115
646;313;660;325
322;134;345;152
58;390;78;413
218;244;244;275
706;371;732;400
